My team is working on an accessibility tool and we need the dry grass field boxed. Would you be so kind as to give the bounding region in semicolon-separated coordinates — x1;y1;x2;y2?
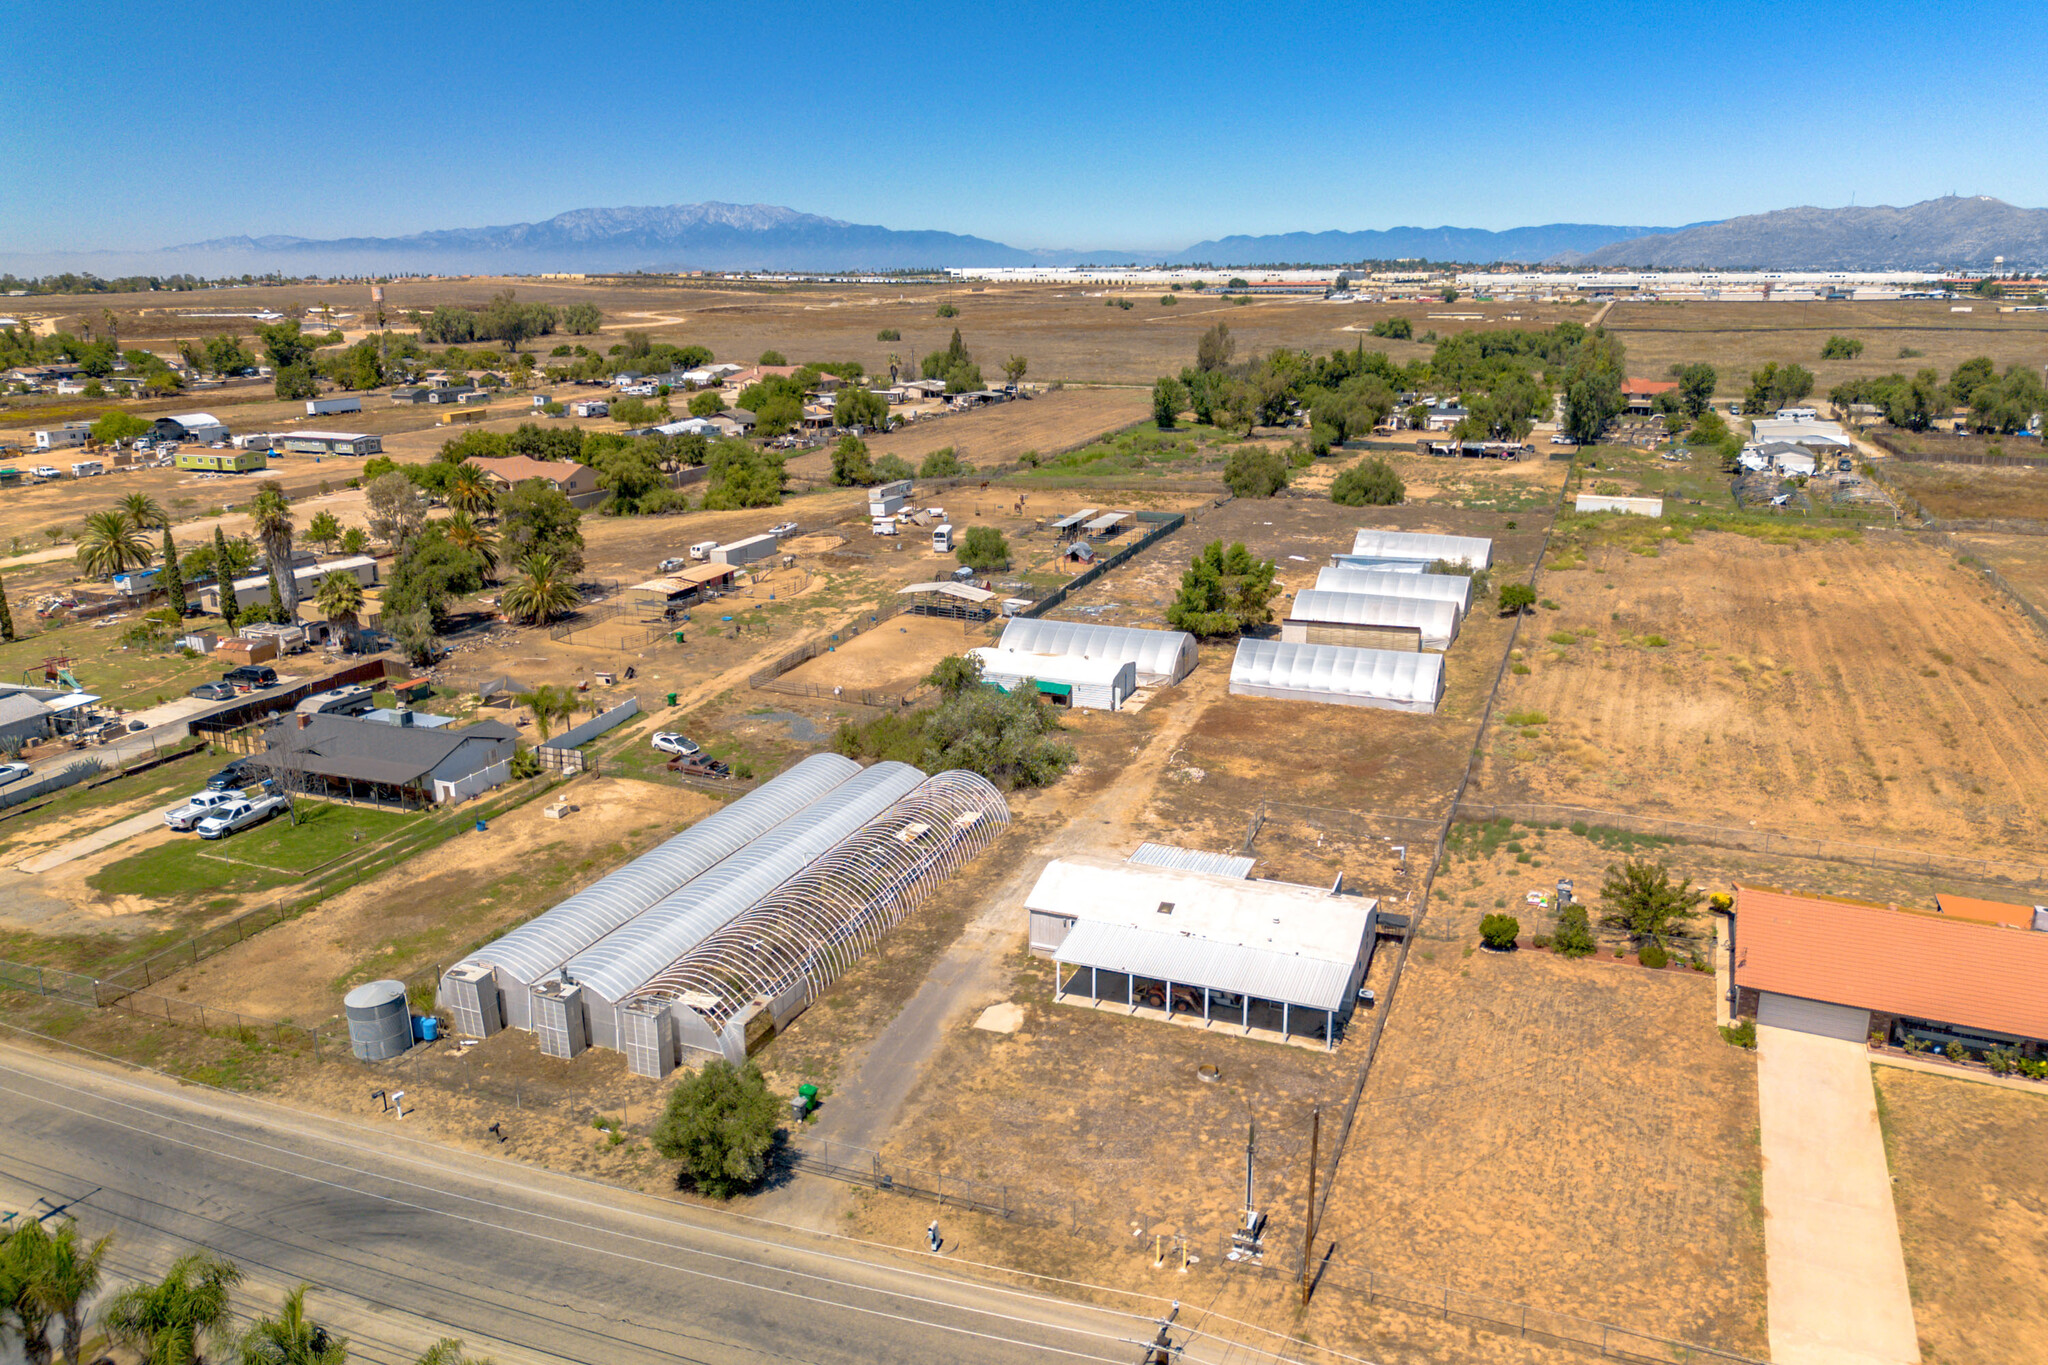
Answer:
1607;300;2048;398
785;385;1150;481
780;611;984;693
1882;461;2048;522
1875;1067;2048;1365
1476;529;2048;858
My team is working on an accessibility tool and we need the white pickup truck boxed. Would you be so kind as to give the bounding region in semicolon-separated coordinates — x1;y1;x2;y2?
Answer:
164;790;241;831
195;793;289;840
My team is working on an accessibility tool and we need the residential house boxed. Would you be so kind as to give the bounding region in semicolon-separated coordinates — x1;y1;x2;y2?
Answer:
470;456;601;502
1622;377;1680;413
256;711;519;808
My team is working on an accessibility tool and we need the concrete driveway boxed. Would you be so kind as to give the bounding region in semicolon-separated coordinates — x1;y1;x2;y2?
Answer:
1757;1023;1922;1365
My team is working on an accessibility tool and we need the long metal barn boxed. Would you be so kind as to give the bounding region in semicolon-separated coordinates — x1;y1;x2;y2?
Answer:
440;756;1008;1075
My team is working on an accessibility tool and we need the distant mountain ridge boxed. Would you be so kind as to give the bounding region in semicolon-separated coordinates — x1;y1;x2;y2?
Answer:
1564;196;2048;269
1175;221;1703;265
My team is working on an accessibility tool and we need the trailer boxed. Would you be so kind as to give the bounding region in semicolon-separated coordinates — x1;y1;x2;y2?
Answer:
305;396;364;417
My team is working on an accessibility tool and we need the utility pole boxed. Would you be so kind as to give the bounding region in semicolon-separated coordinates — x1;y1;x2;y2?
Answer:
1300;1106;1320;1307
1139;1300;1181;1364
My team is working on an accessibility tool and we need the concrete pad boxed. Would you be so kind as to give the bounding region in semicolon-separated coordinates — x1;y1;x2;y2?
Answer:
16;802;185;874
1757;1023;1921;1365
972;1001;1025;1034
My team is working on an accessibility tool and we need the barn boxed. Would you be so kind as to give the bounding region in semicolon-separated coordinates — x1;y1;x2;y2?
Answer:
969;647;1137;711
1336;529;1492;571
994;617;1198;687
1025;853;1379;1050
1229;638;1445;713
1282;589;1458;652
1314;565;1473;615
151;412;231;445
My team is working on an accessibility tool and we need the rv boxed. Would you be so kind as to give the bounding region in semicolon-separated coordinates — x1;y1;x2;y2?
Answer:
931;523;953;552
871;518;898;537
69;460;105;478
688;541;719;562
305;396;364;417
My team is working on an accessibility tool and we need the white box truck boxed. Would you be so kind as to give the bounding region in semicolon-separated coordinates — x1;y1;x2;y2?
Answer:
70;460;105;478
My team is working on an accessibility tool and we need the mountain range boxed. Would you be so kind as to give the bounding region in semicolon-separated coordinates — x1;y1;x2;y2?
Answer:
4;197;2043;277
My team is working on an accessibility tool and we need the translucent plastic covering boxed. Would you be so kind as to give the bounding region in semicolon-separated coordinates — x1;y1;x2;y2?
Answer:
1346;529;1493;570
631;771;1010;1026
1286;589;1459;650
1229;638;1445;713
996;617;1197;685
1313;566;1473;613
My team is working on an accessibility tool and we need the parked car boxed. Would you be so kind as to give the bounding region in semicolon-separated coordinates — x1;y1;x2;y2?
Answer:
204;760;258;792
651;732;700;758
0;762;33;787
190;682;236;701
195;793;289;840
768;521;798;537
668;754;731;779
657;557;687;574
222;665;278;689
164;790;242;831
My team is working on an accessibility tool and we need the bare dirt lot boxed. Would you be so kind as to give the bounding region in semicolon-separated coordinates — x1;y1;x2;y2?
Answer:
1476;528;2048;859
780;611;984;694
1875;1066;2048;1365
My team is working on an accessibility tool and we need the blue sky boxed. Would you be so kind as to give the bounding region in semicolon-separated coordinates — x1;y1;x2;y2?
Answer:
4;0;2045;254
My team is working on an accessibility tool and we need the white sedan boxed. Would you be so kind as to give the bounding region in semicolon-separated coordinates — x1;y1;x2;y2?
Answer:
0;762;33;787
651;732;700;758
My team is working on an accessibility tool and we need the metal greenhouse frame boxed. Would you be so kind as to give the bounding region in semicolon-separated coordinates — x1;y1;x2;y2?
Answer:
631;771;1010;1037
443;752;861;1031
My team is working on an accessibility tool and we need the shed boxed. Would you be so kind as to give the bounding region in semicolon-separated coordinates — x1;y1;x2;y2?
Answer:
1314;565;1473;615
968;647;1136;711
1229;639;1445;713
1574;494;1664;516
898;581;996;621
712;533;779;566
1282;589;1458;651
1345;529;1493;570
0;692;52;746
629;563;736;608
996;617;1198;687
1026;853;1377;1050
1049;509;1098;541
1082;511;1130;537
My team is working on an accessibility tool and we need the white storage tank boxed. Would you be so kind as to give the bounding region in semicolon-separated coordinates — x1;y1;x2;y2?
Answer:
344;979;412;1060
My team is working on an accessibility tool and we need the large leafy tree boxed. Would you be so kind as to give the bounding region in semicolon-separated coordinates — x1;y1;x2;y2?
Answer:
1151;376;1187;428
304;510;341;554
956;526;1008;571
1166;540;1279;638
364;473;427;549
700;442;784;511
834;384;888;431
651;1059;782;1198
1562;328;1627;444
75;509;153;578
1744;360;1815;415
499;553;581;626
497;483;584;573
90;410;150;445
1670;362;1717;417
248;483;298;621
1598;859;1705;949
101;1252;241;1365
829;435;876;486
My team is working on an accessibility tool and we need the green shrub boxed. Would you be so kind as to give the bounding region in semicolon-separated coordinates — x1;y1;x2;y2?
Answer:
1720;1020;1757;1050
1945;1040;1969;1063
1330;457;1404;506
1552;905;1596;958
650;1058;780;1198
1638;942;1669;969
1502;709;1548;726
1479;913;1520;949
1531;933;1553;950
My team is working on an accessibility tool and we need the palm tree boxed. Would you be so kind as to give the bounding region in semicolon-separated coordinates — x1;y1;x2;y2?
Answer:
75;510;153;578
101;1252;240;1365
304;510;342;555
23;1221;112;1365
499;553;579;626
446;463;492;517
2;1221;57;1365
248;483;297;622
120;492;169;530
413;1338;495;1365
443;512;499;582
235;1285;346;1365
313;571;365;648
512;684;573;743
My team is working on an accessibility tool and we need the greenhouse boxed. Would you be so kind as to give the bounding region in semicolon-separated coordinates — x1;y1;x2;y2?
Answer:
995;617;1198;687
1340;529;1493;570
441;753;862;1033
1314;565;1473;615
622;771;1012;1073
1229;639;1446;713
1282;589;1460;652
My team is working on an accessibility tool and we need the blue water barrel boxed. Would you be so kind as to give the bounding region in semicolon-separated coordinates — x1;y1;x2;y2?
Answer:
415;1015;440;1042
475;819;487;832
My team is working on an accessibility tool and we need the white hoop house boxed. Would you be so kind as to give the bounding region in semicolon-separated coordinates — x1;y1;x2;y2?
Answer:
996;617;1198;686
1230;638;1445;713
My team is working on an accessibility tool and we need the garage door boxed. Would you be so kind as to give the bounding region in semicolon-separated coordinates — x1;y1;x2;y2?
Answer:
1758;992;1871;1042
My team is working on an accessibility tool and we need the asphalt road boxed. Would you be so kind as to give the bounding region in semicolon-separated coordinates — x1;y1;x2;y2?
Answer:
0;1046;1299;1365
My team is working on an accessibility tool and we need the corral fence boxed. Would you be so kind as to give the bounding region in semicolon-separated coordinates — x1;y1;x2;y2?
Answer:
547;602;666;650
1928;530;2048;643
1451;799;2048;898
747;599;934;707
0;956;336;1054
1016;508;1190;620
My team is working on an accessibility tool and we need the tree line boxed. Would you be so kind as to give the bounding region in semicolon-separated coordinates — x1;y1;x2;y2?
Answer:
1831;355;2047;435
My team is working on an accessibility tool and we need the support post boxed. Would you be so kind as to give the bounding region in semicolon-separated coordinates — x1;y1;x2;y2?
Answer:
1300;1105;1320;1307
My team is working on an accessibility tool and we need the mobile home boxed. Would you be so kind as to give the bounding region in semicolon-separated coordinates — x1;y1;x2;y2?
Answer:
177;449;269;474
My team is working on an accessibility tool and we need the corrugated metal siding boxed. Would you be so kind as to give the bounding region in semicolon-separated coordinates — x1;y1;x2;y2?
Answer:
1054;919;1357;1011
1127;843;1254;879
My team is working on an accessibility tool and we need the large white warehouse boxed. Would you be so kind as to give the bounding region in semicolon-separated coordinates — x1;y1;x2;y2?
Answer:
1315;565;1473;615
1230;639;1445;713
995;618;1198;687
1337;529;1492;571
1283;589;1459;651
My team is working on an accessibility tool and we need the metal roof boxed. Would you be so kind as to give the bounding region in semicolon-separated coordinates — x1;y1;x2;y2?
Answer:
1049;509;1099;530
898;581;997;603
1346;529;1493;570
996;617;1197;685
1127;843;1253;879
1286;589;1459;646
1082;512;1129;533
1058;920;1359;1012
459;753;861;987
1314;566;1472;613
1230;639;1445;711
562;761;927;1004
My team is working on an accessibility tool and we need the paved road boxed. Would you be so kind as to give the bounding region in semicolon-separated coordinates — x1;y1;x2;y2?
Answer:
0;1046;1293;1365
1756;1025;1921;1365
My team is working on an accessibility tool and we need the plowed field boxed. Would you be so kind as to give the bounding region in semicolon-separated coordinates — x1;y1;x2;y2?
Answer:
1476;530;2048;857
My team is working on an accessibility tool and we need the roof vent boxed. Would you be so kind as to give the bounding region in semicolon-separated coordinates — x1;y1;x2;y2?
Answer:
1156;901;1174;916
2034;906;2048;933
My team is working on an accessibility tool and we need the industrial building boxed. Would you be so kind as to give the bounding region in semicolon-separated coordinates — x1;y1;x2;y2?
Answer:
278;431;382;456
440;754;1007;1074
1230;639;1445;712
1314;565;1473;615
1282;589;1458;651
1730;886;2048;1051
994;617;1198;687
1026;852;1378;1050
968;647;1136;710
1336;529;1492;572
